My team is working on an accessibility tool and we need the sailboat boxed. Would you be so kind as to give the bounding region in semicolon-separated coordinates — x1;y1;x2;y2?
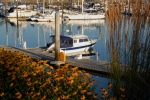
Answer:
4;4;38;18
63;0;105;20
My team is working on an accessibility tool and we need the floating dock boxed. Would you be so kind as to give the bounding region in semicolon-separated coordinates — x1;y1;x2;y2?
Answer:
1;46;111;75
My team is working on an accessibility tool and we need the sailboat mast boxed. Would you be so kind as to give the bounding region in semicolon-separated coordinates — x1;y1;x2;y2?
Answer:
43;0;45;14
82;0;84;14
16;0;18;19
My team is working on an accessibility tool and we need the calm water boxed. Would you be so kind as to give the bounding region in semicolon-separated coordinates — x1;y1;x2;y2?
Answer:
0;18;111;97
1;17;149;98
0;18;110;61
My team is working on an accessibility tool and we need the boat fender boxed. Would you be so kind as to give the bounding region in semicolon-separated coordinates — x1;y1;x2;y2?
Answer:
59;52;66;62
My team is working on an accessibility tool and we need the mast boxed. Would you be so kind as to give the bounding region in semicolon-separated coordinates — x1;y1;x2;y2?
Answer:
82;0;84;14
5;0;7;15
16;0;18;19
43;0;45;14
61;0;64;35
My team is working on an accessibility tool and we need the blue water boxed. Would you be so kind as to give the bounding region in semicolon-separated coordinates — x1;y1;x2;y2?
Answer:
0;18;110;62
0;18;111;97
1;16;149;99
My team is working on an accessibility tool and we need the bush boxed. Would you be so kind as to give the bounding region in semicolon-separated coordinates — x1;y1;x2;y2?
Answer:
0;47;96;100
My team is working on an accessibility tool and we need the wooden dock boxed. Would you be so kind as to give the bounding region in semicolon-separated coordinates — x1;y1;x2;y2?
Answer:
1;46;111;75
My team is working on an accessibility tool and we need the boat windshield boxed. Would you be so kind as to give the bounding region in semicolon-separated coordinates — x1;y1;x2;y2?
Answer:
60;36;73;48
49;35;73;48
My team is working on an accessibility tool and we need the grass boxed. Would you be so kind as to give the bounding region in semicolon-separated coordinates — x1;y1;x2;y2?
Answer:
105;0;150;99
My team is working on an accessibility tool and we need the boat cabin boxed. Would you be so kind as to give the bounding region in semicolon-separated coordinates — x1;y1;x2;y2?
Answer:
47;35;90;48
84;8;98;14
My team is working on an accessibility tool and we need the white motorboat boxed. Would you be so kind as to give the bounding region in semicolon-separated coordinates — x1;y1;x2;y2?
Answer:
46;34;98;54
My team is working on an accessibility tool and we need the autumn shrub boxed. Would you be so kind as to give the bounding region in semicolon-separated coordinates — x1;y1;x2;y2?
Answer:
0;47;97;100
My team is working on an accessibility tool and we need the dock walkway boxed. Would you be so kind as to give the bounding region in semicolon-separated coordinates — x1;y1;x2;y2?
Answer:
1;46;111;74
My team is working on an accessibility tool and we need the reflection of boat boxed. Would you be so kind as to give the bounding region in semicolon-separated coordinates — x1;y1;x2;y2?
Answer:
67;49;98;60
29;21;55;29
46;34;98;54
65;19;105;25
8;18;28;27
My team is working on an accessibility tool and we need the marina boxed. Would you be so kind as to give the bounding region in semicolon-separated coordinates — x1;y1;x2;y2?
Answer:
0;0;150;99
0;16;111;75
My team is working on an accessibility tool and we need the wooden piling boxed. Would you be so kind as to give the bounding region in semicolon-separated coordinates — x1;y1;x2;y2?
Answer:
55;11;60;61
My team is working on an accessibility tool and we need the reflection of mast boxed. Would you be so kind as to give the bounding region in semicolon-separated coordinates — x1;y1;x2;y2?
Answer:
43;25;46;46
104;22;107;47
77;25;80;34
99;25;102;39
68;24;72;35
96;52;99;61
38;25;40;47
81;24;84;34
15;19;19;47
5;19;8;46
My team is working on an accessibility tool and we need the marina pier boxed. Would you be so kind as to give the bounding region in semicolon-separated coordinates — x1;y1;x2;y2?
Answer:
1;46;111;75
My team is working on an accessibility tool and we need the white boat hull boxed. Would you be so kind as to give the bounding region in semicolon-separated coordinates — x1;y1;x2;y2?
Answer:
65;14;105;20
61;46;93;54
36;18;51;22
47;38;97;54
6;10;38;18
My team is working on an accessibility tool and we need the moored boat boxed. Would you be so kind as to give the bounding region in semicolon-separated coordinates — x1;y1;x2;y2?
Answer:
3;5;38;18
64;13;105;20
46;34;98;54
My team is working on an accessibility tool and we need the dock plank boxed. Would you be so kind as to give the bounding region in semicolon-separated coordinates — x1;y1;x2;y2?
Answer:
0;46;111;74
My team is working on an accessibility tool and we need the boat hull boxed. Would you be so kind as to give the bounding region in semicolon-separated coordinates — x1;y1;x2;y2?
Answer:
65;14;105;20
61;43;96;54
46;35;98;54
6;10;38;18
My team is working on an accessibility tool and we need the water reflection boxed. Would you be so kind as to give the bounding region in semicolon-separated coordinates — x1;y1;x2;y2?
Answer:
5;17;147;63
0;18;108;61
0;4;149;99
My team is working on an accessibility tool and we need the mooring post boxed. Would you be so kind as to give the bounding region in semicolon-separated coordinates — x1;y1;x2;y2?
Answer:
50;10;65;68
55;11;60;61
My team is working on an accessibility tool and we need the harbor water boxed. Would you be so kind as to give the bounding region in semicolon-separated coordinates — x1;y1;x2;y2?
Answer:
0;18;109;61
1;17;149;98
